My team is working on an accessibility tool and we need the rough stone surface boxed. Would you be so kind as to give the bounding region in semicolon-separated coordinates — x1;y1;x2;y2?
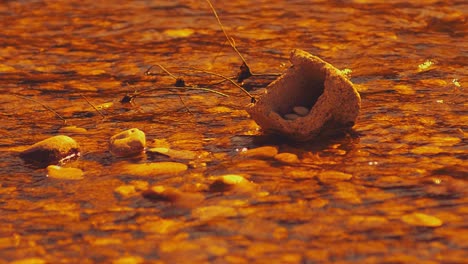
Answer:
247;49;361;141
19;135;80;167
109;128;146;157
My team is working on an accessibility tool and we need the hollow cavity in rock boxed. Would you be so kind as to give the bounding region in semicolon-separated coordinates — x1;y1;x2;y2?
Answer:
247;49;361;141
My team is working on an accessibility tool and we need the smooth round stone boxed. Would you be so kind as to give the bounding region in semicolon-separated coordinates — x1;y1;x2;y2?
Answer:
114;185;137;197
142;185;204;208
119;162;188;176
401;212;443;227
19;135;80;167
46;165;84;180
192;205;238;221
109;128;146;157
317;171;353;182
146;147;197;160
283;113;299;120
292;106;310;116
209;174;254;192
274;152;300;164
240;146;278;159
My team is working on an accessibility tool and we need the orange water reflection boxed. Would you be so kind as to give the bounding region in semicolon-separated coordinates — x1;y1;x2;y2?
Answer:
0;0;466;263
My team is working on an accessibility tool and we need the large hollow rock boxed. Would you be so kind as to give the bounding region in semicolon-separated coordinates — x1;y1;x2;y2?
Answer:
19;135;80;167
247;49;361;141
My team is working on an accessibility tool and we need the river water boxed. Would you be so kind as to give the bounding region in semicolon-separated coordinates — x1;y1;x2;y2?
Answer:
0;0;466;263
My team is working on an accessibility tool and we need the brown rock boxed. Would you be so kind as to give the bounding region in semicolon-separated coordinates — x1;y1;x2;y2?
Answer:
247;49;361;141
109;128;146;157
19;135;80;167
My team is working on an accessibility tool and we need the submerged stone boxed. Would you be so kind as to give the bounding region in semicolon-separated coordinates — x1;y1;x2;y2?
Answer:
19;135;80;167
239;146;278;159
142;185;204;208
118;162;188;176
274;152;300;164
247;49;361;141
46;165;84;180
401;212;443;227
109;128;146;157
208;174;255;193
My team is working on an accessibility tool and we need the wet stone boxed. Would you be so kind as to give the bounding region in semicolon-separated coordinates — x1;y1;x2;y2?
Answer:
119;162;188;177
317;171;353;183
142;185;204;208
109;128;146;157
19;135;80;167
192;205;238;222
401;212;443;227
274;153;300;164
208;174;255;193
46;165;84;180
247;49;361;141
240;146;278;159
147;147;197;160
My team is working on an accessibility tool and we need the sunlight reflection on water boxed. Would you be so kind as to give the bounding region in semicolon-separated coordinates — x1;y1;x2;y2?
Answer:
0;0;466;263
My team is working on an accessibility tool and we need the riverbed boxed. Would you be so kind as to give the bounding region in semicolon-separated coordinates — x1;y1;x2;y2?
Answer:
0;0;466;263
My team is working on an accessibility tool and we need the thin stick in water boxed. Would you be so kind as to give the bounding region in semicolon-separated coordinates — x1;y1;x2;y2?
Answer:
14;95;67;124
206;0;253;82
121;85;229;103
181;66;255;101
80;94;105;119
146;63;185;87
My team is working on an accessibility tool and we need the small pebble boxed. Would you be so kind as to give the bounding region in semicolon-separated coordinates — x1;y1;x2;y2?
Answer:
147;147;197;160
109;128;146;157
20;135;80;167
283;113;299;120
11;258;46;264
112;256;144;264
192;205;238;221
46;165;84;180
292;106;310;116
274;152;300;164
209;174;255;193
142;185;204;208
317;171;353;182
114;185;137;197
401;212;443;227
240;146;278;158
119;162;188;176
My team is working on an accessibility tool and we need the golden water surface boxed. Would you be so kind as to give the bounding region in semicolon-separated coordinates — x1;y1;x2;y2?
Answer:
0;0;466;263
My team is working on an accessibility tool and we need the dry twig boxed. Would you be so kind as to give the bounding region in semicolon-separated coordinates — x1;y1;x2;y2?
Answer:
180;66;255;102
